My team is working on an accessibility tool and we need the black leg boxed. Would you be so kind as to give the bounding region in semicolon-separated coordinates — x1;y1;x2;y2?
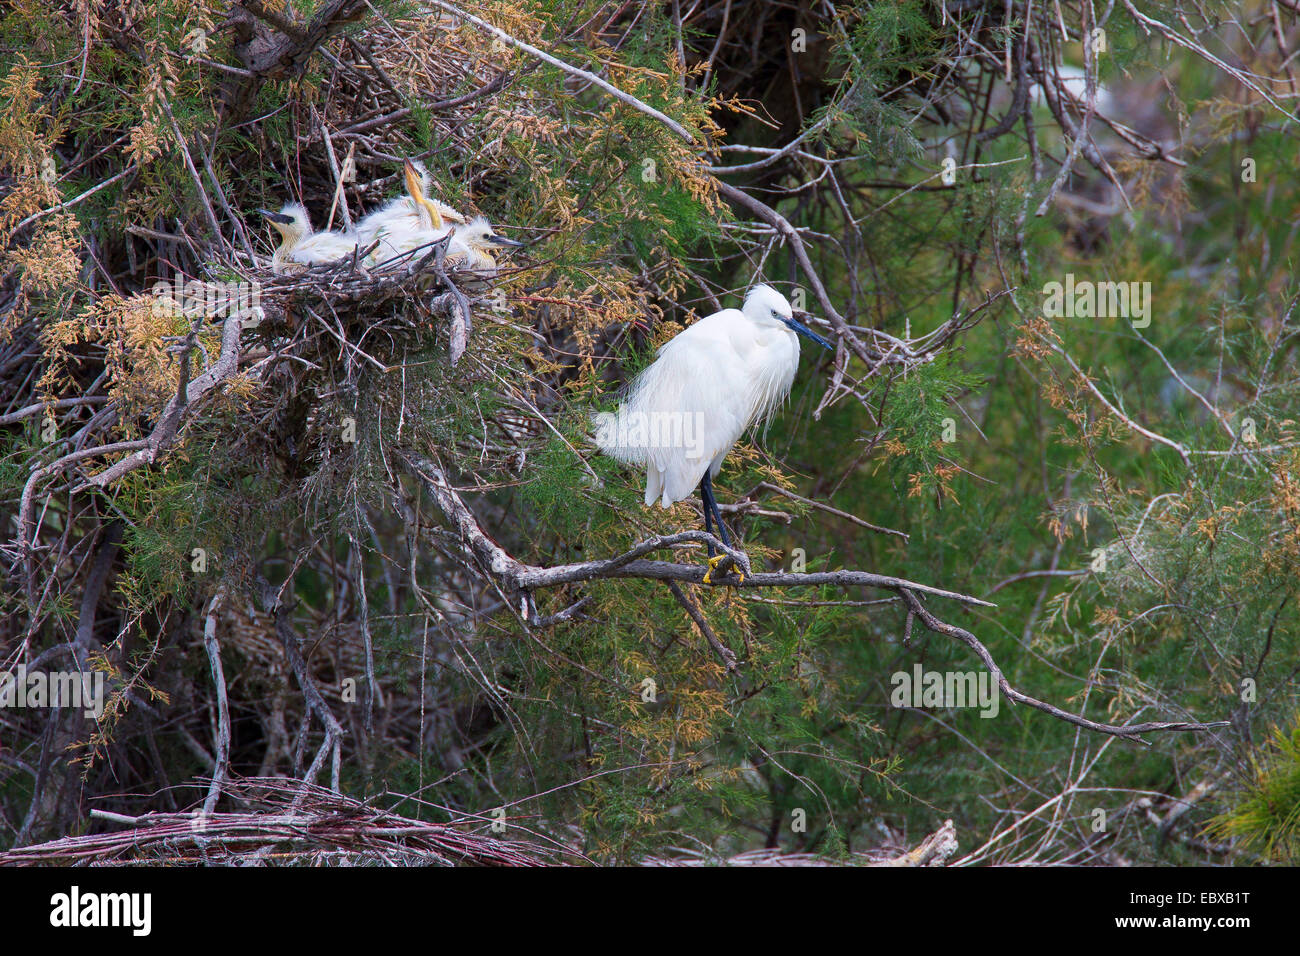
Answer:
699;476;716;558
700;470;730;549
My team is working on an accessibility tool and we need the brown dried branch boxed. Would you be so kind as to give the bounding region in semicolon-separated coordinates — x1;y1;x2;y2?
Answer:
0;776;571;866
202;587;232;816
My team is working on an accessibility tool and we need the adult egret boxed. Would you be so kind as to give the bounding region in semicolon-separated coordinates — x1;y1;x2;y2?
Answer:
595;285;833;583
260;204;358;273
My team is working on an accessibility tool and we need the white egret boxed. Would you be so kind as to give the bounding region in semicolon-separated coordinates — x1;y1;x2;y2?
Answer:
595;284;834;583
260;204;358;274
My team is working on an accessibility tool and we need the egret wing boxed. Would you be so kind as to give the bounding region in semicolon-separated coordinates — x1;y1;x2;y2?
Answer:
622;311;753;505
297;231;360;265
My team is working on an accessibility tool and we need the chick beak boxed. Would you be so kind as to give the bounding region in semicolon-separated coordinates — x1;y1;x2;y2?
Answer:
402;159;425;203
402;160;444;229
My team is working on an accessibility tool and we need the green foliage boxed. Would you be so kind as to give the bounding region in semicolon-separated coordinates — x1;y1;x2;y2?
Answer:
1210;718;1300;862
519;435;598;536
881;356;984;501
5;0;1297;867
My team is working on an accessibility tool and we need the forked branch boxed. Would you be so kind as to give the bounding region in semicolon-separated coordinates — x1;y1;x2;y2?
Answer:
398;451;1227;743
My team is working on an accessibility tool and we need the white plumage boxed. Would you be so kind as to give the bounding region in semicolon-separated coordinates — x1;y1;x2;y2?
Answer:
598;285;831;507
443;217;522;275
262;161;516;275
262;203;358;273
596;284;832;582
364;219;452;268
355;159;458;244
358;160;454;268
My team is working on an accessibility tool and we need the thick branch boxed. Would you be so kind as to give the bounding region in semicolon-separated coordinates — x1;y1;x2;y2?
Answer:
222;0;369;125
398;450;1230;743
83;306;247;488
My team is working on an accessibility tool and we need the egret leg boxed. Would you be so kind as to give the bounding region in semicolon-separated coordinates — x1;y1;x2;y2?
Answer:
701;480;716;559
700;471;742;584
700;471;731;547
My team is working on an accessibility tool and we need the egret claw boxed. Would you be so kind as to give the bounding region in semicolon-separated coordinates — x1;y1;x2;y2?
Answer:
703;554;744;586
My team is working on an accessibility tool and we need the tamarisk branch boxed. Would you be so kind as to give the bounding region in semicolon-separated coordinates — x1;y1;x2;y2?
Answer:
398;451;1227;743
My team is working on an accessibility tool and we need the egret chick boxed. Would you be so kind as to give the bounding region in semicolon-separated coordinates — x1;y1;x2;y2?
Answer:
595;285;834;583
260;204;358;274
356;159;464;245
355;160;438;242
365;226;451;269
444;217;523;275
405;158;470;228
362;160;458;268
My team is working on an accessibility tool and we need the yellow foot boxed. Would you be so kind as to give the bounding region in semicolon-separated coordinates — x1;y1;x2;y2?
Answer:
703;554;745;585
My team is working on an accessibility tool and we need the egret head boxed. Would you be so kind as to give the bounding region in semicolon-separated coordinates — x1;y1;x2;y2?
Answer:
259;204;311;246
743;284;834;351
452;217;523;267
